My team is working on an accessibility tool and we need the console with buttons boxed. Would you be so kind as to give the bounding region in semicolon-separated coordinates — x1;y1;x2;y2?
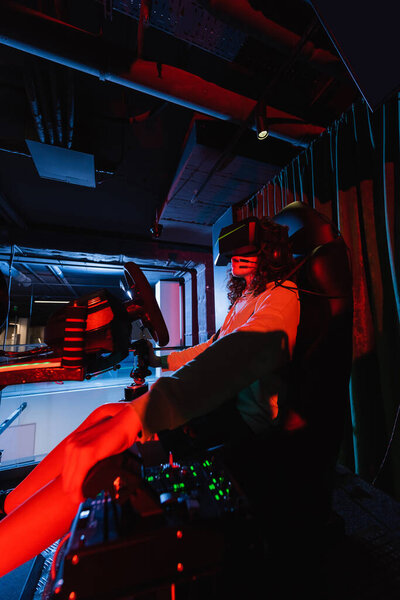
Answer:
42;449;260;600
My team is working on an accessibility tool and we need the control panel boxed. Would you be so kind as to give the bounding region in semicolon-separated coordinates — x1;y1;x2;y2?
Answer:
42;450;258;600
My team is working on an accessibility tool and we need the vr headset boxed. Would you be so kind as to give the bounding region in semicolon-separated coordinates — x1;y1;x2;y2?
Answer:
215;217;268;266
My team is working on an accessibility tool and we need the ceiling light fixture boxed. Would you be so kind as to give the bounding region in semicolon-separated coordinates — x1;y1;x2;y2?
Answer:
255;104;269;140
34;300;69;304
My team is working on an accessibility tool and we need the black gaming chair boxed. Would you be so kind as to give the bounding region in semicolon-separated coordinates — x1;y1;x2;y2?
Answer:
222;201;353;569
274;200;353;469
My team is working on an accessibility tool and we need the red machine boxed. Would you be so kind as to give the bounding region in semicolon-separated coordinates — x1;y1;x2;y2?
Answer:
0;262;169;391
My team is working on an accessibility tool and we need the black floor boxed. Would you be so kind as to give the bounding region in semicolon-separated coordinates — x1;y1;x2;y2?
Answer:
1;464;400;600
320;465;400;599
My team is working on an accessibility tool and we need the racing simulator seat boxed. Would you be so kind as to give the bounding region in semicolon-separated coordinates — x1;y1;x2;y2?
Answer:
217;200;353;594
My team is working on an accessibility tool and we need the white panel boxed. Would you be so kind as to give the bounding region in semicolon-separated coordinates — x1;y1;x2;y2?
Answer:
0;384;134;458
212;208;233;330
0;423;35;462
155;281;182;347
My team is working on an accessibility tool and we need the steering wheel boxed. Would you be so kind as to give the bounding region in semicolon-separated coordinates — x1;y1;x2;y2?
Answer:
123;262;169;347
0;272;8;334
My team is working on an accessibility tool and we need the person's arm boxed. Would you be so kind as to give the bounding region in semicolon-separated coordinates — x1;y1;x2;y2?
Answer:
62;403;143;503
131;329;289;437
164;337;216;370
131;284;300;437
234;283;299;356
146;336;216;371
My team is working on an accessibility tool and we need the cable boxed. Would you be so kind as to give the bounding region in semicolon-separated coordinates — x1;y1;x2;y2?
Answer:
50;532;71;581
278;284;351;299
372;401;400;486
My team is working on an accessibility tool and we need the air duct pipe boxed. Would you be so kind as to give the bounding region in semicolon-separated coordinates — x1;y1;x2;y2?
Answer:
0;1;324;147
202;0;345;80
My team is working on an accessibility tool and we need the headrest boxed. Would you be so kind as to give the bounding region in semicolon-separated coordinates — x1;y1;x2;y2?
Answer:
273;201;339;256
273;201;352;318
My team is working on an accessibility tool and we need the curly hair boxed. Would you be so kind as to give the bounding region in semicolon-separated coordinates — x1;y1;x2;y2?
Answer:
227;217;295;307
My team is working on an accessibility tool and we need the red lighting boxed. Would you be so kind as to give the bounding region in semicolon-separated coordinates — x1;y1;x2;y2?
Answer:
86;306;113;330
69;593;76;600
170;583;176;600
0;359;61;372
176;530;183;539
71;554;79;565
63;347;83;351
177;563;184;572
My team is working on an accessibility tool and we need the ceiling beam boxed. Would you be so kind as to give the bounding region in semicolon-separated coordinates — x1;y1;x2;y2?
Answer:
202;0;346;80
47;264;78;297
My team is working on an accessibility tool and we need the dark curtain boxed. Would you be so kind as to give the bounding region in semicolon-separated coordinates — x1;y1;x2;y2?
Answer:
233;95;400;499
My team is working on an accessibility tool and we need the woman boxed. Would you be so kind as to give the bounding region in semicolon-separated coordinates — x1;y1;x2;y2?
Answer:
0;218;300;576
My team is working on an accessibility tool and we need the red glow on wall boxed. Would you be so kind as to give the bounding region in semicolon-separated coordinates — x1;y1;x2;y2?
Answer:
86;306;114;330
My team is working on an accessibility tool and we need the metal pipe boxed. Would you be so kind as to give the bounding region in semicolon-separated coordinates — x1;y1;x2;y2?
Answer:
0;2;324;147
50;65;64;145
33;62;55;145
0;402;28;437
24;69;46;143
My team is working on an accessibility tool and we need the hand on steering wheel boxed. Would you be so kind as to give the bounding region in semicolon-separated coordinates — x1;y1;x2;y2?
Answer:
145;340;162;368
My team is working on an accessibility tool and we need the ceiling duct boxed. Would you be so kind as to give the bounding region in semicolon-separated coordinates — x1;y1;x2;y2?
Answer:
0;1;325;147
202;0;345;79
114;0;343;80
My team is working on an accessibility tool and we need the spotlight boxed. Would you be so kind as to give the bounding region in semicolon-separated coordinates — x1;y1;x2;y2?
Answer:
255;105;269;140
150;222;163;238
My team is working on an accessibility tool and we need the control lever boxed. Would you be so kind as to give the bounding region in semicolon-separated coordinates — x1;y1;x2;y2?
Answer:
124;339;152;401
131;339;152;384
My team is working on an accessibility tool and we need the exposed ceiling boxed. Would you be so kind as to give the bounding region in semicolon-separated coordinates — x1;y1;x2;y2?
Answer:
0;0;360;275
